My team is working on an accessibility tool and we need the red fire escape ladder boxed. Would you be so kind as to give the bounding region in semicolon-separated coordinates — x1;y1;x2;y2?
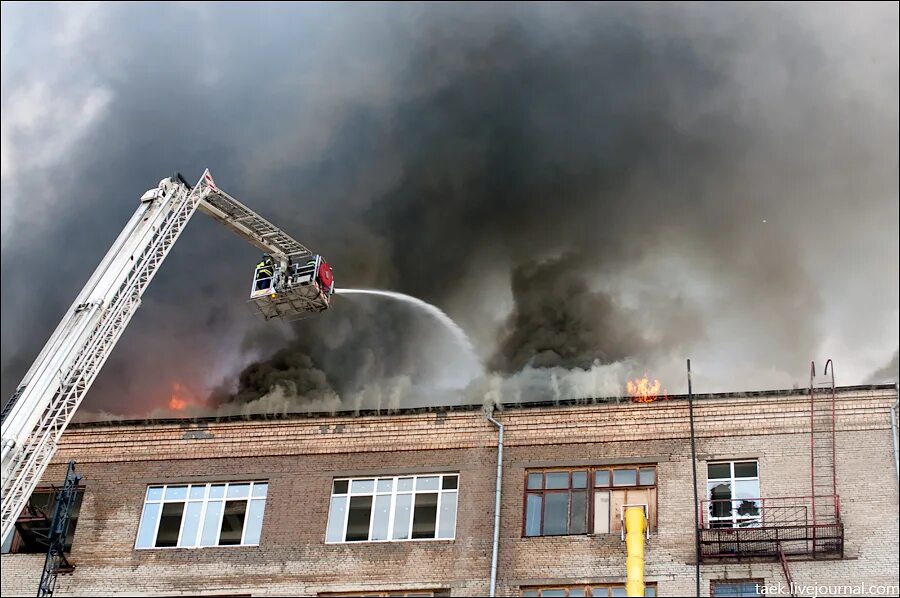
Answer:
778;544;797;598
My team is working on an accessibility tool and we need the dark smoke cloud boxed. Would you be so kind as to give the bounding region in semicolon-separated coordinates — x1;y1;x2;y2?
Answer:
491;255;650;372
2;2;897;417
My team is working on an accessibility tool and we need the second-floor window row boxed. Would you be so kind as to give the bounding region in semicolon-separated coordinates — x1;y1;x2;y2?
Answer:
136;481;268;549
326;474;459;543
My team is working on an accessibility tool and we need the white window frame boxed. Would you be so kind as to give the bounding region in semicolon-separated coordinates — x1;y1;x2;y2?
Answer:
707;460;761;528
135;481;268;550
326;473;459;544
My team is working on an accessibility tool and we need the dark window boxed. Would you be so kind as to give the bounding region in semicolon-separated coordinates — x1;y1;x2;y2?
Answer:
524;466;658;537
155;503;185;548
712;580;763;597
411;493;438;539
1;488;84;554
218;500;247;545
346;496;373;541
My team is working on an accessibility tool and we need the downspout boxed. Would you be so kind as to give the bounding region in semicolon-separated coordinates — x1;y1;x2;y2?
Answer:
486;410;504;597
891;383;898;486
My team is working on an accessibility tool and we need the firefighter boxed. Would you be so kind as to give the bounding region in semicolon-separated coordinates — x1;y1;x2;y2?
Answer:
255;255;274;291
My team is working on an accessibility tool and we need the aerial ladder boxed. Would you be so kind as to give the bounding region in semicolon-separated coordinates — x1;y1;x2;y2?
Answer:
0;170;335;549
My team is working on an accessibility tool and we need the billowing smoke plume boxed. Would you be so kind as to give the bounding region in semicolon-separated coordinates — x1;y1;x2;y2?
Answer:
2;3;897;418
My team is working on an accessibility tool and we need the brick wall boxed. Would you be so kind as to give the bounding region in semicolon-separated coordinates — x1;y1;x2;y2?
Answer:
2;385;897;597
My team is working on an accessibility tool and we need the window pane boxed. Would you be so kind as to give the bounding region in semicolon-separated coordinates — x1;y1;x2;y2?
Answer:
178;501;203;547
350;479;375;494
525;494;542;536
208;484;226;499
200;501;223;546
734;462;758;478
146;486;164;501
219;500;247;545
438;492;457;538
376;479;394;493
442;475;458;490
251;483;268;498
189;485;206;500
164;486;188;501
594;470;610;487
708;463;731;479
611;589;627;598
645;587;657;597
527;473;543;490
412;493;438;539
639;468;656;485
613;469;637;486
734;480;761;518
326;496;348;542
572;471;587;489
542;591;566;597
545;472;569;489
416;476;440;491
593;491;610;534
346;496;373;541
136;502;161;548
708;482;733;518
543;493;569;535
243;499;266;545
371;495;392;540
155;502;184;547
570;490;587;534
569;590;586;597
227;483;250;499
592;589;610;597
333;480;349;494
397;477;414;492
392;493;412;540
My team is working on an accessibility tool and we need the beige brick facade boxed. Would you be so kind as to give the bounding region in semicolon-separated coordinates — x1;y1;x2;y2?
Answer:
2;385;898;597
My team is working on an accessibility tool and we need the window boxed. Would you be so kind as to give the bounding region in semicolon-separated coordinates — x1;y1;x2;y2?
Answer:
707;461;760;528
712;580;763;597
321;592;450;597
1;487;84;554
522;584;657;596
326;474;458;543
524;466;657;537
135;481;267;549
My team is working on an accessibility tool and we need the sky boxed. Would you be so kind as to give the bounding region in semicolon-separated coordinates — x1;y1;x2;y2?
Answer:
1;2;897;418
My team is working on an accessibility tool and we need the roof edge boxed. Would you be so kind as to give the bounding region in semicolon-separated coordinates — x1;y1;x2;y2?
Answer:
68;383;898;429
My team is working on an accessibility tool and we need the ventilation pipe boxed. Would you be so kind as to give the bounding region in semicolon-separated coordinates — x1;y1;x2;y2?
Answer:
624;506;648;597
486;410;504;597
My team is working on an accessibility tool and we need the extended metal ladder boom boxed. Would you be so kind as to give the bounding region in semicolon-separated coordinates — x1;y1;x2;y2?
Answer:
0;170;310;544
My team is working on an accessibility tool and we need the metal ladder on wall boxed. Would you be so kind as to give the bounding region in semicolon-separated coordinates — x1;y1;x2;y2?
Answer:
37;461;82;597
809;360;837;554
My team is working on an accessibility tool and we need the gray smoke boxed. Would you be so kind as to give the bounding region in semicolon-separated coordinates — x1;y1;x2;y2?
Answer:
2;3;898;418
866;350;899;384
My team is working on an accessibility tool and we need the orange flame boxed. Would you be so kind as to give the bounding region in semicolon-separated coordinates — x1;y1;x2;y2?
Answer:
167;382;192;411
626;376;668;403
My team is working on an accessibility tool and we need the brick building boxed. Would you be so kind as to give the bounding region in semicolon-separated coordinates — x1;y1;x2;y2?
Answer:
2;384;898;597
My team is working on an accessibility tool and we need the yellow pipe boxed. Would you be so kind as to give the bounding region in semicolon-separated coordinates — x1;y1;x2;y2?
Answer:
624;506;647;597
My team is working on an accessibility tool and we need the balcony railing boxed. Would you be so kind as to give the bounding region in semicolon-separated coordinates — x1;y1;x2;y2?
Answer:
698;495;843;560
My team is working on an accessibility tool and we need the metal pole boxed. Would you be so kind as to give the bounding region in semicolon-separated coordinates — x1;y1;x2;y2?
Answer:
688;359;701;597
486;412;504;597
890;385;899;486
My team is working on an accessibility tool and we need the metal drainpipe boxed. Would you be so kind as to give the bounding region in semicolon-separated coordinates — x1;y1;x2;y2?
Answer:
891;383;899;486
486;410;504;597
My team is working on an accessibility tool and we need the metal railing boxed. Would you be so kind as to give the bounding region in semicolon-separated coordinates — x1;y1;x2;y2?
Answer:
698;495;843;559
